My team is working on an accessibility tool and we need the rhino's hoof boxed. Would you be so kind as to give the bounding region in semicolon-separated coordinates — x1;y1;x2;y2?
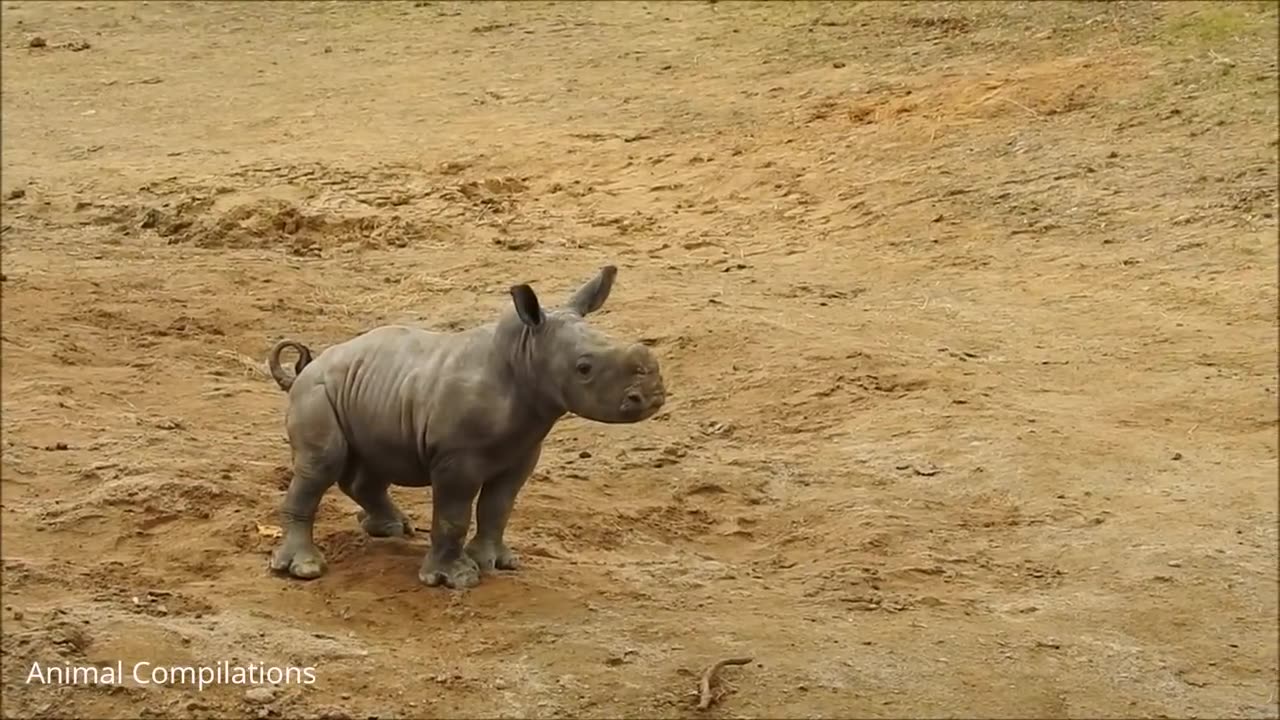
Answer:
357;510;414;538
466;540;521;572
269;544;327;580
419;554;481;589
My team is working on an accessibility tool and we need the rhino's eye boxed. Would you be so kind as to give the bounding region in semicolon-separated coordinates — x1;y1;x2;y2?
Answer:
575;360;592;376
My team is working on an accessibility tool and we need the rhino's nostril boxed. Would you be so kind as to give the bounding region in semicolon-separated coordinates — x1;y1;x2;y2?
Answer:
625;391;643;406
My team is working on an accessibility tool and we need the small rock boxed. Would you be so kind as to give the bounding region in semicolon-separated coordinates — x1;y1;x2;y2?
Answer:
27;35;46;48
832;60;846;68
1172;452;1183;460
1167;559;1183;568
578;450;592;459
605;648;638;666
244;686;276;705
13;610;23;620
7;188;25;200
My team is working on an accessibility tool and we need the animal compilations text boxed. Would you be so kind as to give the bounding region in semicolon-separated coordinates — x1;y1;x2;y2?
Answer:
26;660;316;692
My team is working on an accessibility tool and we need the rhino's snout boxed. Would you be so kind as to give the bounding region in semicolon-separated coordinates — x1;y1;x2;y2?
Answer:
619;388;663;420
622;385;665;412
619;354;666;420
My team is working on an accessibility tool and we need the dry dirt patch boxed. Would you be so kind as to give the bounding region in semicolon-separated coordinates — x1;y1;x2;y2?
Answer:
1;1;1277;718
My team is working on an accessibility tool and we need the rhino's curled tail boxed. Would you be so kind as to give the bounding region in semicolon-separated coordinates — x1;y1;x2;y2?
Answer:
267;339;314;391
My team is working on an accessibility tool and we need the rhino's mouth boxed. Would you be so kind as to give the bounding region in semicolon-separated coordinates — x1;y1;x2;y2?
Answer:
616;390;665;422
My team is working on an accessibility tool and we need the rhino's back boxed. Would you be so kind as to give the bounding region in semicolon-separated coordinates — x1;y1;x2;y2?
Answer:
320;324;496;475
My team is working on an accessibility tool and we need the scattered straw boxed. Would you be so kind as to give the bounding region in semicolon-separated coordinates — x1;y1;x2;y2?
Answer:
216;349;268;379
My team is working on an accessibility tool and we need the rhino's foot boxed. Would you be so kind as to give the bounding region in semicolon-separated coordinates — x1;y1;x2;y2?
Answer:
466;538;521;572
419;553;480;589
269;541;327;580
356;509;414;538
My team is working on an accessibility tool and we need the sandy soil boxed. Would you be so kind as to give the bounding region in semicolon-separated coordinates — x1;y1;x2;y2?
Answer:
1;1;1277;718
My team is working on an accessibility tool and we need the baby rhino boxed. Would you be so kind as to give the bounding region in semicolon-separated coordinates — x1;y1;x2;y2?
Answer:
264;265;666;589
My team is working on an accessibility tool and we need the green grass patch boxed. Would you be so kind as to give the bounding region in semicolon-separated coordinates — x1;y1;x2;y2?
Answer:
1158;2;1279;48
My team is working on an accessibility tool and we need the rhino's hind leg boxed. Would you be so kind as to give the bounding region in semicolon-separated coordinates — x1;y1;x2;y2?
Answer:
343;467;414;538
271;460;342;579
270;386;347;580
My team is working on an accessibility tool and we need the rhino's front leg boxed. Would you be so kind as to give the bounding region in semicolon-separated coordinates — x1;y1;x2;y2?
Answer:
466;451;538;573
419;477;482;589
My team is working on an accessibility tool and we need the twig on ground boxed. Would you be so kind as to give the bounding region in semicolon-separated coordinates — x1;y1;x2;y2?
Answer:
697;656;753;711
993;95;1041;118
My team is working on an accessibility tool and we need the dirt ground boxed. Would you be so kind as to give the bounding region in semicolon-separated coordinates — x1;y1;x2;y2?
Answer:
1;1;1277;718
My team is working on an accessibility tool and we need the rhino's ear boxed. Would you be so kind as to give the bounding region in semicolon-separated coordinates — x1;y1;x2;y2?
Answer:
566;265;617;316
510;284;544;327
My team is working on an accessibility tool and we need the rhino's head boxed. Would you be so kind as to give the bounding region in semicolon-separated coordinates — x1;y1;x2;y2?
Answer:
505;265;666;424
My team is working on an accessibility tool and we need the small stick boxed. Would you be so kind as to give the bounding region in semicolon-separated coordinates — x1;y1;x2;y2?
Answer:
697;656;753;711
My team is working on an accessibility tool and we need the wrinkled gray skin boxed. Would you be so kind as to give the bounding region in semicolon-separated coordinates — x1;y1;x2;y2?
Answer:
263;266;666;589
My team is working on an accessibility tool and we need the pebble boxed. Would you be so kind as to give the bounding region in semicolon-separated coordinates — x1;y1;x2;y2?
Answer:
244;686;276;705
1167;559;1183;568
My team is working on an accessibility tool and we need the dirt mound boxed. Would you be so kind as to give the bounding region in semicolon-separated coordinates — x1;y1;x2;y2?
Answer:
38;471;254;530
804;50;1147;137
130;196;454;255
